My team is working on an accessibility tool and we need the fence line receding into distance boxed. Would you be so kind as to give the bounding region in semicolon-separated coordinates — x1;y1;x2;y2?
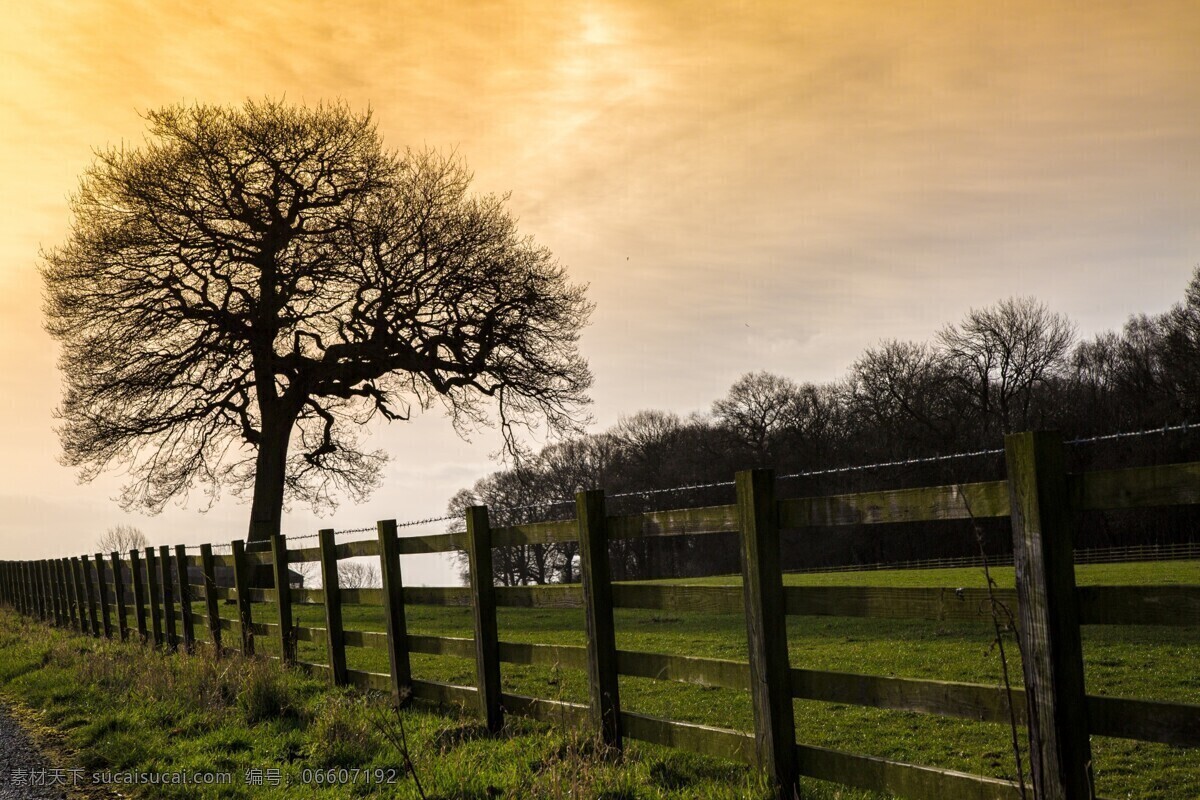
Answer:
2;430;1199;800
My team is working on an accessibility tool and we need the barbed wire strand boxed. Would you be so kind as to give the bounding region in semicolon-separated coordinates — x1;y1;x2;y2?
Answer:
180;419;1199;550
1065;420;1192;446
779;446;1006;480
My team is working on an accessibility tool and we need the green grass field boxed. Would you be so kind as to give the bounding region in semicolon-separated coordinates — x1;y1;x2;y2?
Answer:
0;560;1196;798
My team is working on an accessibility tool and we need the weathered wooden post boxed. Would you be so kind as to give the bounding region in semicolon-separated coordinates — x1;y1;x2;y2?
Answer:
576;489;621;751
466;506;503;733
231;540;254;656
82;556;100;636
34;561;47;621
31;561;41;618
130;549;148;643
111;552;129;642
47;560;64;627
159;545;177;651
145;547;163;648
175;545;194;652
318;529;347;685
94;554;112;639
736;469;797;800
1005;431;1092;799
32;561;45;621
271;534;295;664
199;544;221;654
70;557;89;635
59;559;76;630
43;561;55;622
377;520;412;705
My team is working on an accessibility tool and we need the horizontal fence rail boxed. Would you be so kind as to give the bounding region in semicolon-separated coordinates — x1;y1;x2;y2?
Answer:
786;541;1200;574
1;430;1197;800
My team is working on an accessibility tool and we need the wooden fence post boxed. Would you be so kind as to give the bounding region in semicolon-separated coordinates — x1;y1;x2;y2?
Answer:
130;549;148;644
47;561;63;627
94;554;112;639
271;535;295;664
48;561;61;625
377;520;412;705
175;545;194;653
18;562;27;614
25;562;35;618
71;557;89;635
30;561;43;621
466;505;503;733
23;562;33;619
24;561;34;617
576;489;621;751
57;559;73;629
200;544;221;654
1005;431;1092;799
231;540;254;656
318;529;347;685
35;561;47;621
159;545;177;651
736;469;797;800
67;558;81;630
111;552;128;642
145;547;163;648
82;555;100;637
41;561;53;622
45;561;56;623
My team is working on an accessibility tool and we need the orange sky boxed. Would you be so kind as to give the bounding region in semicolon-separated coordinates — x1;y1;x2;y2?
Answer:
1;1;1198;582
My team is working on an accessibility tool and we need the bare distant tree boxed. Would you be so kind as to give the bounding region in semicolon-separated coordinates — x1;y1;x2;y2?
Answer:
712;371;803;464
848;340;960;451
41;99;592;543
338;561;380;589
938;297;1075;434
96;524;148;555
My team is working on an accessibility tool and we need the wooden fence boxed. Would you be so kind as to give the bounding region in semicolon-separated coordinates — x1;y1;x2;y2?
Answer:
1;431;1198;800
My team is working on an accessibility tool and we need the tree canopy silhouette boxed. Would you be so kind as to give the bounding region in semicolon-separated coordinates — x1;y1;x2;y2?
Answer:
42;99;593;541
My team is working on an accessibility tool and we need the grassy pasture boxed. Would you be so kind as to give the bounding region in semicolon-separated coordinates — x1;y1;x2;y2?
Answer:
0;560;1195;798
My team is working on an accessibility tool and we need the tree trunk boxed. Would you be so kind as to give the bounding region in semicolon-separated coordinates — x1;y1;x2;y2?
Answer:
247;415;294;543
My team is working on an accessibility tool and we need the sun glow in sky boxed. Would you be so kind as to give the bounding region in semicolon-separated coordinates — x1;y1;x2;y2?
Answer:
1;1;1198;581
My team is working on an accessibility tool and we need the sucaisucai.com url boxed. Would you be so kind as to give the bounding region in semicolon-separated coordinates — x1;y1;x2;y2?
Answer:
90;771;232;785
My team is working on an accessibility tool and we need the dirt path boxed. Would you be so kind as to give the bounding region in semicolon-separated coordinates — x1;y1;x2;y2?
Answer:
0;702;71;799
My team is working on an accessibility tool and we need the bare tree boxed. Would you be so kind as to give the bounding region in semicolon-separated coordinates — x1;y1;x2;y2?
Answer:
848;340;960;451
338;560;380;589
42;99;592;543
937;297;1075;435
96;524;148;555
712;371;803;464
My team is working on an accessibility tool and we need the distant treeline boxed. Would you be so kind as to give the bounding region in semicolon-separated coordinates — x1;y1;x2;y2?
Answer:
449;268;1200;584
